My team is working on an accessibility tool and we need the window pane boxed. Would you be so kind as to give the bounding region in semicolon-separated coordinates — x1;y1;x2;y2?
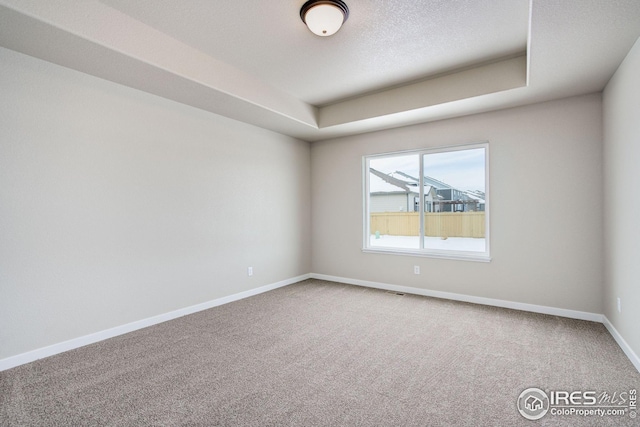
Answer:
423;148;486;252
369;154;420;249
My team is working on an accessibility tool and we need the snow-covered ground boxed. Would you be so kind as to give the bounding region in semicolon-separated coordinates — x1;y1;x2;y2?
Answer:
370;235;485;252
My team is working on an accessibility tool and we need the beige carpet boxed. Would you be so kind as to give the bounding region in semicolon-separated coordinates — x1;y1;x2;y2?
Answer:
1;279;638;426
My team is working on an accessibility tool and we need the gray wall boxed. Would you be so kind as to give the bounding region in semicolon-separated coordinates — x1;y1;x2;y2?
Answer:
0;47;312;360
5;37;637;365
312;94;604;313
603;37;640;359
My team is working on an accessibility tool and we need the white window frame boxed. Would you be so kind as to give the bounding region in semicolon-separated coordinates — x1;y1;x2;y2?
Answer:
362;142;490;262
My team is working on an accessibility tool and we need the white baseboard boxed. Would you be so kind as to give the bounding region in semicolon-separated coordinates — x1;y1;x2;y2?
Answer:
310;273;603;322
602;316;640;373
4;273;638;376
0;274;310;372
310;274;640;373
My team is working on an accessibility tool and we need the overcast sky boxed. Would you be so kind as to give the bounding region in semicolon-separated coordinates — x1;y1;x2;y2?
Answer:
370;147;485;191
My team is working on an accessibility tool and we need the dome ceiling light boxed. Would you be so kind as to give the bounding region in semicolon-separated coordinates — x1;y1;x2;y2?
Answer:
300;0;349;37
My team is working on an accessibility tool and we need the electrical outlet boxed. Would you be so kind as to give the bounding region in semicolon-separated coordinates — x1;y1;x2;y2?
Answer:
414;265;420;275
617;297;621;313
248;267;253;277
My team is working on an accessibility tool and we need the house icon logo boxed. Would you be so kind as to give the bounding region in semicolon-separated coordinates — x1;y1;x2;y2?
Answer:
525;395;544;411
517;388;550;420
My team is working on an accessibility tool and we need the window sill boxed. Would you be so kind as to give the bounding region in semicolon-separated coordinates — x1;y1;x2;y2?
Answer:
362;247;491;262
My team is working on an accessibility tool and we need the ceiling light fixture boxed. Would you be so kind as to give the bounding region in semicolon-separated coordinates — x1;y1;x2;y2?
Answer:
300;0;349;37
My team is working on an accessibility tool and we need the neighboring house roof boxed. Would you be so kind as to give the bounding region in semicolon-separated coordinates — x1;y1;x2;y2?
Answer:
461;190;485;204
390;171;418;183
369;174;407;194
466;189;486;198
423;175;456;190
392;171;456;191
370;168;434;195
381;170;485;203
370;168;411;193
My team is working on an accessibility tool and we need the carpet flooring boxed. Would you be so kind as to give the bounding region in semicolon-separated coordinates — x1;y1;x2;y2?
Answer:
1;279;639;426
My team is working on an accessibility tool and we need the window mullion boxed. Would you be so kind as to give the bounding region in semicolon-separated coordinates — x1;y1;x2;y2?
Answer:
419;153;424;250
364;157;370;249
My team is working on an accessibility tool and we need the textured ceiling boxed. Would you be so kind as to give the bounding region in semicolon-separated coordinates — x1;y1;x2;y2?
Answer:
1;0;639;141
100;0;529;105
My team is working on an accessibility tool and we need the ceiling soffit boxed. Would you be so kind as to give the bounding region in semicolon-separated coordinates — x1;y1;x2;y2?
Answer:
1;1;639;141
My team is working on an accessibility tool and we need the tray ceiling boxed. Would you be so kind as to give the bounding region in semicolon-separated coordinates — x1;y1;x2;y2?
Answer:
1;0;639;141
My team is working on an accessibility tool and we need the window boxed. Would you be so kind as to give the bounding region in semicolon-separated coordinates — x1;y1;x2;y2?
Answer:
363;142;490;261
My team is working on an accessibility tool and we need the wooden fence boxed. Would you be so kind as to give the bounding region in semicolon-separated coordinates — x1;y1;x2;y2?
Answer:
370;212;485;238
